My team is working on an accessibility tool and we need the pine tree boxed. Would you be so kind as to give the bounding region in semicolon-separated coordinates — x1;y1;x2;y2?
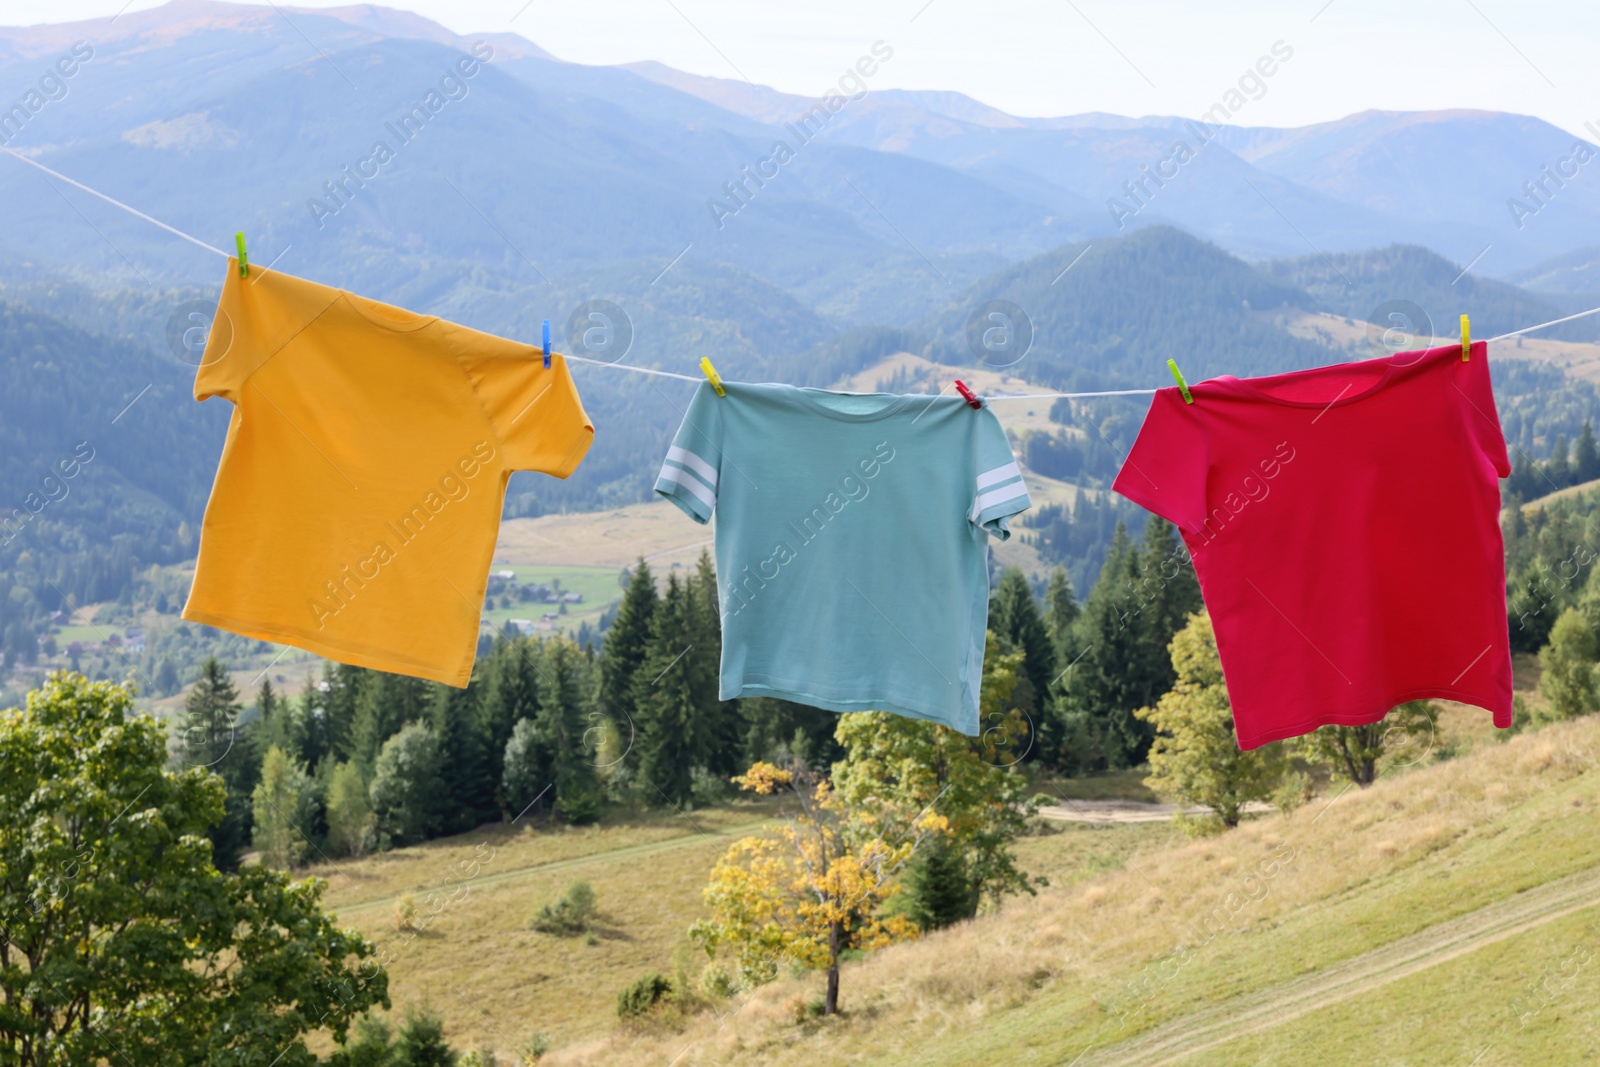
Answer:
479;637;540;807
430;677;494;834
1549;434;1572;488
538;639;601;822
601;559;659;734
686;551;731;773
256;677;305;760
989;567;1057;723
1059;524;1146;768
349;673;428;782
1043;566;1080;662
903;833;976;930
391;1009;458;1067
323;663;365;762
297;675;332;770
176;657;253;869
632;574;701;805
1577;422;1600;483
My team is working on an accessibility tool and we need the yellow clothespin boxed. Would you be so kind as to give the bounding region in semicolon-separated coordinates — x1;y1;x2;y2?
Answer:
1460;314;1470;361
699;357;725;397
235;231;249;278
1167;358;1193;404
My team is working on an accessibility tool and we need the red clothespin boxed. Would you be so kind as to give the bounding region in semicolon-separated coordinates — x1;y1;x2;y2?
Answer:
954;379;982;409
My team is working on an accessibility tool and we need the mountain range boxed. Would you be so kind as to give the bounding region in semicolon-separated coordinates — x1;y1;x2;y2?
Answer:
2;0;1600;328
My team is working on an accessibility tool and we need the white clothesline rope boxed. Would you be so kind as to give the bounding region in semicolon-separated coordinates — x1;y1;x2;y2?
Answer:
6;147;1600;401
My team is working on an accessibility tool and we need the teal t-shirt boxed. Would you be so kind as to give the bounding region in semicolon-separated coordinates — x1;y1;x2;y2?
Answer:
654;382;1032;735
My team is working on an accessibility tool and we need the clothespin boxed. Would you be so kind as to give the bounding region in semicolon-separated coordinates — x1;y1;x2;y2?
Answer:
953;379;982;409
699;357;725;397
235;231;248;278
542;319;551;369
1167;358;1193;404
1461;314;1471;362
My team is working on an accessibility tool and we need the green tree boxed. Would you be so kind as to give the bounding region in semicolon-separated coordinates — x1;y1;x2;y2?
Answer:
252;744;318;869
0;673;388;1064
601;559;659;727
369;722;443;847
833;633;1044;917
1538;606;1599;722
323;663;368;762
479;636;540;809
1134;612;1283;830
1576;421;1600;483
430;678;494;834
902;832;975;930
689;549;739;773
501;718;548;821
325;759;375;857
538;638;601;822
1296;700;1439;787
1058;525;1144;768
174;656;253;869
391;1008;459;1067
632;574;705;806
350;673;429;782
153;656;180;697
989;566;1057;722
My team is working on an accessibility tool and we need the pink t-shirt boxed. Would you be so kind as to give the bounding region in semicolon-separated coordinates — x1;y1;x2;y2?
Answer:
1114;342;1514;749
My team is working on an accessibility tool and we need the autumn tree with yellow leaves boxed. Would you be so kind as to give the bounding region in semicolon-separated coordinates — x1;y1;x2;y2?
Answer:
690;760;946;1015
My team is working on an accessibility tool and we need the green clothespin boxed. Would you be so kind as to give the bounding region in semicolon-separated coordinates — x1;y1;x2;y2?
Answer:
235;231;249;278
1167;358;1193;404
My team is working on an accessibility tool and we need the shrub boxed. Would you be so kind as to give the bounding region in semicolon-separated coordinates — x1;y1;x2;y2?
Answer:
531;880;597;935
699;962;739;1000
689;765;726;806
616;973;673;1020
392;894;419;933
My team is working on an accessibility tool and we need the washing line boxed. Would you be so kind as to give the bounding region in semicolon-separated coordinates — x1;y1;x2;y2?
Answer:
4;147;1599;401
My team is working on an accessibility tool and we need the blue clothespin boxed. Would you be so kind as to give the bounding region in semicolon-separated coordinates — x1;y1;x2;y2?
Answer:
235;231;249;278
542;319;551;369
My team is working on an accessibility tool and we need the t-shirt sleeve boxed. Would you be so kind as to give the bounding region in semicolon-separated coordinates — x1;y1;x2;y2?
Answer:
654;382;723;524
194;257;337;404
1461;343;1512;479
467;345;594;477
1113;387;1210;534
969;409;1032;540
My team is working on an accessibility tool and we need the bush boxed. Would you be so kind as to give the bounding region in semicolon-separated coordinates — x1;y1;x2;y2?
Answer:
689;765;726;806
392;894;419;933
616;973;673;1020
531;880;597;935
699;962;739;1000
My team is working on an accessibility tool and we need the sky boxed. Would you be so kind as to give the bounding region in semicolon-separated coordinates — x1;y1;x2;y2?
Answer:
17;0;1600;139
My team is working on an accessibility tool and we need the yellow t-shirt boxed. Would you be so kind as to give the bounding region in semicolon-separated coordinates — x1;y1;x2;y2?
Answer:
182;260;593;686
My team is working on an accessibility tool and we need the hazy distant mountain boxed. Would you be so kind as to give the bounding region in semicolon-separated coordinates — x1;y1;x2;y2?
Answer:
1508;246;1600;295
2;0;1596;312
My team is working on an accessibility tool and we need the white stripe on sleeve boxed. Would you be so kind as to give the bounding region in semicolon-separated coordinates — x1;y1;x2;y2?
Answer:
976;461;1021;489
658;465;716;510
667;446;718;489
974;480;1030;515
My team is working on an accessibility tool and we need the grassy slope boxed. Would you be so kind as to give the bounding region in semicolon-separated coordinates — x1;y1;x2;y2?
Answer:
545;716;1600;1066
304;786;1178;1055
